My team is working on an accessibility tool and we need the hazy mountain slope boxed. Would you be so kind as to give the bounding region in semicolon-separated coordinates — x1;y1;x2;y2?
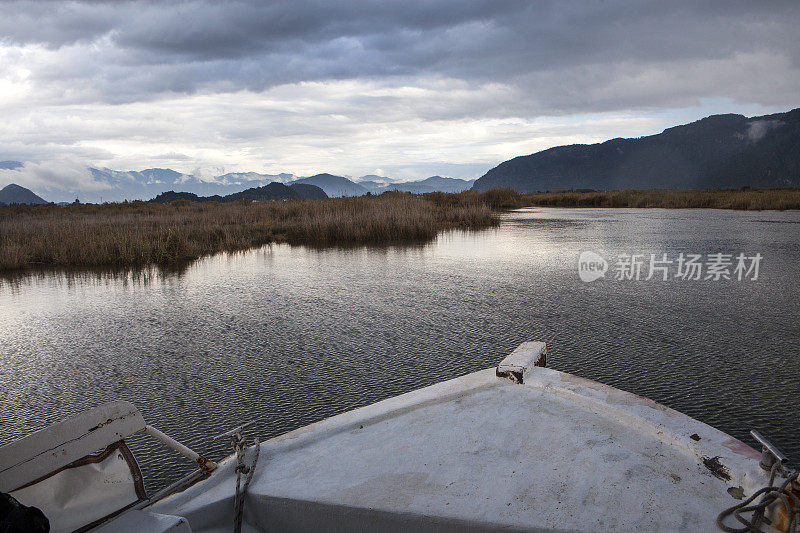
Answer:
357;180;389;194
87;168;301;202
418;175;475;190
150;182;326;203
357;175;475;194
473;108;800;192
217;172;295;184
704;111;800;187
293;174;368;197
0;183;48;205
2;162;475;202
389;176;474;193
354;174;406;194
357;174;404;183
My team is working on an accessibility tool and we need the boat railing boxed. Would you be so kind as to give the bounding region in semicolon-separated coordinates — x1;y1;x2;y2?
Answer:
0;400;216;532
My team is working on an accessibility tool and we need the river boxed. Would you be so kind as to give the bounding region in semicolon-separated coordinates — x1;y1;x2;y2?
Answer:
1;207;798;489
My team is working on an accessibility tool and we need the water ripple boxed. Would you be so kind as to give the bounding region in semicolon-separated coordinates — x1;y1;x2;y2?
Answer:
1;208;798;491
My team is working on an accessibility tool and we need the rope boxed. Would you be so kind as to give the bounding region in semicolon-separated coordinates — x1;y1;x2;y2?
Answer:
232;434;260;533
717;464;799;532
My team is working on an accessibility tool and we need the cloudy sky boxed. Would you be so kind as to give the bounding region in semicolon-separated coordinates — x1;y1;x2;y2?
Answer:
1;0;799;194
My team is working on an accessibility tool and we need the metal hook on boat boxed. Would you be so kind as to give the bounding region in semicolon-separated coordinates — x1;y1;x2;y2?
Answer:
717;431;799;532
751;430;789;473
213;420;257;444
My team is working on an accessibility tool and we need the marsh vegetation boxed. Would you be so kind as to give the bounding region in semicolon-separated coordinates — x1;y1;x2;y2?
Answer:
525;188;800;210
0;189;523;272
4;186;795;273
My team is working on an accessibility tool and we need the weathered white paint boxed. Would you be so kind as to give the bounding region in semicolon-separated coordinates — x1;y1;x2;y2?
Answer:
0;400;217;532
0;400;145;492
496;341;546;382
11;447;143;533
2;343;777;532
94;510;192;533
144;425;217;473
149;351;772;532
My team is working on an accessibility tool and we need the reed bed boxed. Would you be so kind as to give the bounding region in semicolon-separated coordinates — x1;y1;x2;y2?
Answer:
526;188;800;210
0;191;507;272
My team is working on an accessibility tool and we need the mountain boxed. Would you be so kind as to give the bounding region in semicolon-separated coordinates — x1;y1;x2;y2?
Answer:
224;182;297;201
217;172;295;184
149;182;327;203
1;162;476;203
355;175;474;194
355;175;399;194
354;174;407;193
150;191;224;203
85;168;301;202
472;108;800;192
357;174;404;183
226;182;327;201
418;176;475;191
388;176;474;194
289;183;328;199
357;180;390;194
293;173;368;197
0;183;48;205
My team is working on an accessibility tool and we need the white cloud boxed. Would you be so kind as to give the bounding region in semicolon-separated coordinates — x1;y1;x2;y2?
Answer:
746;119;782;142
0;1;798;193
0;158;110;193
1;77;674;183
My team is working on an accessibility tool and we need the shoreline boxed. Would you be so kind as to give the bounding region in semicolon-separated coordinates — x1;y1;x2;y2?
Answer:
521;188;800;210
2;187;797;274
0;189;523;273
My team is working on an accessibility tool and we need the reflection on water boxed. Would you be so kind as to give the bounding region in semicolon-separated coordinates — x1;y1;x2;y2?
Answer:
1;207;799;490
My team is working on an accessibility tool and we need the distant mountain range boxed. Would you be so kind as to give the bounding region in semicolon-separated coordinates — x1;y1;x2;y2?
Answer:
365;175;474;194
0;163;474;202
150;182;326;203
7;106;797;200
472;107;800;192
0;183;48;206
282;173;474;197
84;167;298;202
294;174;369;197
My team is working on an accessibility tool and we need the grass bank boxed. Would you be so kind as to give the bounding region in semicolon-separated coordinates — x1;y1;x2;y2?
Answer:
525;188;800;210
0;189;523;272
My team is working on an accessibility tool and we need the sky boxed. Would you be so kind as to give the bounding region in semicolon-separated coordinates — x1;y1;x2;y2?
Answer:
1;0;799;194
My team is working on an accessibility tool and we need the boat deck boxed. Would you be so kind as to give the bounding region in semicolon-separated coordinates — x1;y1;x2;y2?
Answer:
150;356;768;531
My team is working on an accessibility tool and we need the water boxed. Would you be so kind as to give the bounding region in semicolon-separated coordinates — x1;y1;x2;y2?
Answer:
1;207;799;490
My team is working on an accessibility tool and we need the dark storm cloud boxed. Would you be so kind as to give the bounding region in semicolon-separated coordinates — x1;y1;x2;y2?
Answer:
2;0;799;192
2;0;798;112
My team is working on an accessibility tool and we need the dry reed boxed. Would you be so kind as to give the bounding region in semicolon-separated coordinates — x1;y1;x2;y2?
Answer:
0;191;502;272
526;188;800;210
